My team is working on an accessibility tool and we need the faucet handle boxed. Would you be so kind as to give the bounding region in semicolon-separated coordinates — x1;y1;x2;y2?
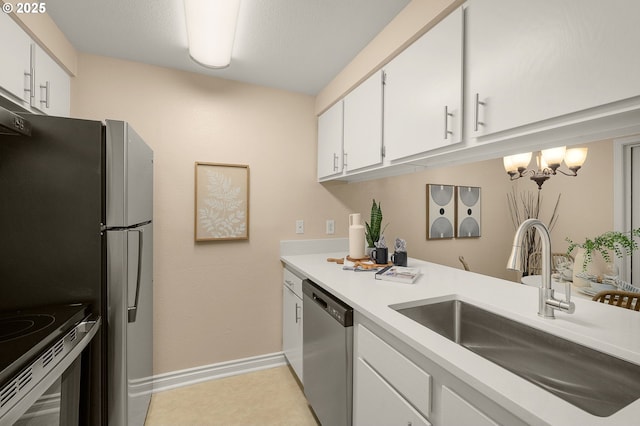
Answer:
563;281;576;314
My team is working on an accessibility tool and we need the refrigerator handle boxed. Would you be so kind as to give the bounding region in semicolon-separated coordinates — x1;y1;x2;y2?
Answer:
127;229;144;323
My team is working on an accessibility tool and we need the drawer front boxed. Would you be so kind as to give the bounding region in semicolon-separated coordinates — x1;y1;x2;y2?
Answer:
441;386;499;426
355;358;431;426
283;267;303;299
357;324;431;418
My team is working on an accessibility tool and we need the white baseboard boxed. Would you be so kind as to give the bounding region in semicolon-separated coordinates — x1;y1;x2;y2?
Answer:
151;352;287;394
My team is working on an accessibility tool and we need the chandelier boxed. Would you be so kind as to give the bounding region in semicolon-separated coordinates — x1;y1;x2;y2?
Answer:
503;146;588;190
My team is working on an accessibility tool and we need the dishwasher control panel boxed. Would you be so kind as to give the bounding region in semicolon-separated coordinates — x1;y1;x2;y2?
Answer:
302;279;353;327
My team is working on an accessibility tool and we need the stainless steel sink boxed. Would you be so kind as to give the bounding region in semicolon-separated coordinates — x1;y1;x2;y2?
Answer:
393;298;640;417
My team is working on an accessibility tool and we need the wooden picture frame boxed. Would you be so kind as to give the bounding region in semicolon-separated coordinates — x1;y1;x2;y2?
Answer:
456;186;481;238
426;184;455;240
195;162;250;241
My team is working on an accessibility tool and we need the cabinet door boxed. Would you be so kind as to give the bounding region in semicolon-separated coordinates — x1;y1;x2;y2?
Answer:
385;7;463;162
282;286;303;383
441;386;498;426
317;101;344;180
0;12;32;105
34;45;71;117
466;0;640;137
354;358;431;426
343;71;383;172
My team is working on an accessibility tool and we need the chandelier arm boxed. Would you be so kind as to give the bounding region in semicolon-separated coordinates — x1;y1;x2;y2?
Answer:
554;168;579;177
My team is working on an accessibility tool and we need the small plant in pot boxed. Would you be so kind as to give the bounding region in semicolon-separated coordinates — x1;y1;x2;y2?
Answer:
365;199;388;250
566;229;640;286
566;229;640;270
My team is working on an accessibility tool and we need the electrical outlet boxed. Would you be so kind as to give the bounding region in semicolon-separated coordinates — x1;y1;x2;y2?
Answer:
295;220;304;234
326;219;335;234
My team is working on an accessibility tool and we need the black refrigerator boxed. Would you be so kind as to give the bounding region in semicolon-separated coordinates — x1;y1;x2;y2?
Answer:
0;111;153;426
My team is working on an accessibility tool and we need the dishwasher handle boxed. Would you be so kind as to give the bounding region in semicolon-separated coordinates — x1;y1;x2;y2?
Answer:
312;293;328;309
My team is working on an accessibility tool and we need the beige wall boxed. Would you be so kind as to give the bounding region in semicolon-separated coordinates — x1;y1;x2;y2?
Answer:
324;139;613;281
71;54;352;374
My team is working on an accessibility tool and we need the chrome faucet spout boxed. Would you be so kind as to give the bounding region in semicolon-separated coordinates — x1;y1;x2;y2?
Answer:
507;219;575;318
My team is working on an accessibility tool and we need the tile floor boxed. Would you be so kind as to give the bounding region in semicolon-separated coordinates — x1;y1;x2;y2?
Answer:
144;366;318;426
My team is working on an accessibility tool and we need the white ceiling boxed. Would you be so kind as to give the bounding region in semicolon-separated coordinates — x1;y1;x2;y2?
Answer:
46;0;410;95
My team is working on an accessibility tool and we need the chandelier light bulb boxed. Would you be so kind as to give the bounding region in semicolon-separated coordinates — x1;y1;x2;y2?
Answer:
541;146;566;169
564;147;588;168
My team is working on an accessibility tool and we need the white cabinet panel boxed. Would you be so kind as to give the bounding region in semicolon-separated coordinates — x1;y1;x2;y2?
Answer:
441;386;499;426
0;12;32;105
34;45;70;117
385;7;463;161
357;324;431;418
317;101;343;180
354;358;431;426
282;268;303;383
343;71;383;172
466;0;640;138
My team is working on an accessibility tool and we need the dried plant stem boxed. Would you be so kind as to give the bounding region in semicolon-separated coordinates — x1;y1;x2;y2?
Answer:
506;188;561;275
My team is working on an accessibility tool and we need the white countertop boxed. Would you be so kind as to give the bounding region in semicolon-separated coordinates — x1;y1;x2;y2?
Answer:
281;251;640;426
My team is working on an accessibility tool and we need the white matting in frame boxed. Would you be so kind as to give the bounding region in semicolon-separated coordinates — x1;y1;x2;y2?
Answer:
456;185;481;238
426;184;455;240
195;162;250;241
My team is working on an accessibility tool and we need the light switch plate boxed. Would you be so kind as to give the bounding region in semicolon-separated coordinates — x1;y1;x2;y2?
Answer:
295;220;304;234
326;219;335;234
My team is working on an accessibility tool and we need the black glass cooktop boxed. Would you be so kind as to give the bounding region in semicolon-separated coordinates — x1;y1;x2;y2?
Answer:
0;303;88;386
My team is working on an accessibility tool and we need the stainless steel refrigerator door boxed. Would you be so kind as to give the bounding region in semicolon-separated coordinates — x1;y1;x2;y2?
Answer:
105;120;153;227
107;223;153;426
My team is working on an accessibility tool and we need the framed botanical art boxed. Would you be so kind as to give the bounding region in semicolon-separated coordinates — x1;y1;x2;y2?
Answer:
456;186;481;238
426;184;455;239
195;162;250;241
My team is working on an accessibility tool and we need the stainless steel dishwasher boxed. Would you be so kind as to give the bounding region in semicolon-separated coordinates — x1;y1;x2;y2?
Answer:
303;279;353;426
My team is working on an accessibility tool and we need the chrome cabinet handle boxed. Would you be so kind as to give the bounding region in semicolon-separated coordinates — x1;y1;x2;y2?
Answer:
444;106;453;139
474;93;485;131
295;303;301;323
127;229;144;323
24;44;36;105
333;153;339;171
284;279;295;288
343;152;348;169
40;81;50;109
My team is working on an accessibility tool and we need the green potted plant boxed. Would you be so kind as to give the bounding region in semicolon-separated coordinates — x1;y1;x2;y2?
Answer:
365;199;388;249
566;229;640;271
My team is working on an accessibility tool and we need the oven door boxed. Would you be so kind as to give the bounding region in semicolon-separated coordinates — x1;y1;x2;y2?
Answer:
0;316;101;425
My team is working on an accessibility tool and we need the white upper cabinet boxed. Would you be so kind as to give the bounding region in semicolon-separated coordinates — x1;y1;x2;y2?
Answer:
0;12;32;106
384;7;463;162
317;100;344;180
466;0;640;138
0;13;70;117
33;44;71;117
343;71;384;172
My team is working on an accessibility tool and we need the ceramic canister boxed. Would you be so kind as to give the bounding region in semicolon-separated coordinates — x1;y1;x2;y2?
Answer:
349;213;365;259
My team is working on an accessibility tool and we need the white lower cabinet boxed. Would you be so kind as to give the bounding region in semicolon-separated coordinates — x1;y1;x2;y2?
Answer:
441;386;499;426
282;268;303;383
354;319;523;426
354;358;431;426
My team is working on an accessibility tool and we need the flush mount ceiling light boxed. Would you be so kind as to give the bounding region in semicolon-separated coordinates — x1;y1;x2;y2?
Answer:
183;0;241;69
503;146;588;190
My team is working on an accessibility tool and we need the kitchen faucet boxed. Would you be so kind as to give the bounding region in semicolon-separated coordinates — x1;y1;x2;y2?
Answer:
507;218;575;318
